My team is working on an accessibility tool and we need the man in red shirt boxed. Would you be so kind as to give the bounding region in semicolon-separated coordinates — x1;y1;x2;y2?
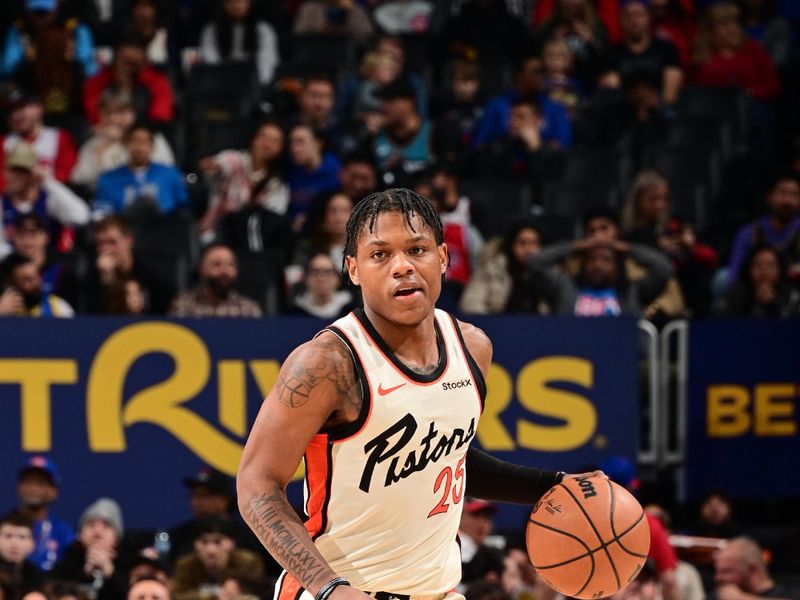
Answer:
0;89;77;189
83;35;174;126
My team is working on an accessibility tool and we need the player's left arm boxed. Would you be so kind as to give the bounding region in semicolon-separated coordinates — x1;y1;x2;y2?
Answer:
458;319;605;505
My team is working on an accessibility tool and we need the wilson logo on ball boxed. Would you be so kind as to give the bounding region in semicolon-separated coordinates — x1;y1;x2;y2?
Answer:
576;476;598;499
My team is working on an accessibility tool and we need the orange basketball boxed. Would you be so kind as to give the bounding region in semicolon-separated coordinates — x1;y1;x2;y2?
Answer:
526;476;651;599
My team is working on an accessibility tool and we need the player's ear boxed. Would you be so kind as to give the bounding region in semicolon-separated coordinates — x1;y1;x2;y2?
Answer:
346;255;360;286
438;243;449;275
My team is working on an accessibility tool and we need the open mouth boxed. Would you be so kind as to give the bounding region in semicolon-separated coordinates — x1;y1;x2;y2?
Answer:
394;287;422;297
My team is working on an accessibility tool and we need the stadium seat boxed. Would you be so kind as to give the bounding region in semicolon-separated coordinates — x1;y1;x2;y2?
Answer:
678;86;748;155
132;214;197;293
290;34;356;72
460;179;532;238
668;180;708;232
529;214;579;244
559;148;632;193
542;183;620;219
185;63;260;122
235;250;286;316
188;120;255;167
643;145;721;201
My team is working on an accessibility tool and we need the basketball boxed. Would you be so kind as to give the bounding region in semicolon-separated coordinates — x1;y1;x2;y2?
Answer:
526;476;651;599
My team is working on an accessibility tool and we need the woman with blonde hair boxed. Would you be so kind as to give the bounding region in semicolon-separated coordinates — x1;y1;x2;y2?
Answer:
622;170;718;316
691;2;779;101
621;169;671;243
535;0;608;83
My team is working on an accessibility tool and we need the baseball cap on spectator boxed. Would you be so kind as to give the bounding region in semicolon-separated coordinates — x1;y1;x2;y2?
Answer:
193;515;236;540
79;498;124;538
598;455;640;491
183;467;232;497
6;143;38;172
18;456;61;486
377;78;417;101
4;88;39;112
464;499;498;515
26;0;57;12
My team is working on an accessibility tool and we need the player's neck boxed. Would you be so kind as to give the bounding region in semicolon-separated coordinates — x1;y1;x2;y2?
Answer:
362;305;439;368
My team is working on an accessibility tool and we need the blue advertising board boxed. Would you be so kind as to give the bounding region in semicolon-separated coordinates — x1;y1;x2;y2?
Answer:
0;316;638;532
687;320;800;499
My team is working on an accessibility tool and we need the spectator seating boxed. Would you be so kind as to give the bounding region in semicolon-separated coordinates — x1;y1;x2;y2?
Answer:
542;183;620;220
132;214;197;294
235;249;286;316
460;179;532;238
643;144;721;203
185;62;260;122
288;34;357;79
678;86;749;157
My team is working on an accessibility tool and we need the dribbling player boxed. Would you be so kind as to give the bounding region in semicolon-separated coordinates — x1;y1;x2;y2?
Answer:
237;189;602;600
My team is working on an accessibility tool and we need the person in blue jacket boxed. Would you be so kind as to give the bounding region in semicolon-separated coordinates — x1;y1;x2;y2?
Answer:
472;55;572;150
13;456;74;572
95;122;188;218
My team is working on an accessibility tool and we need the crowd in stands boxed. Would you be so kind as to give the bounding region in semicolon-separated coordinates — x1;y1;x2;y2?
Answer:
1;2;799;600
0;0;799;320
3;455;798;600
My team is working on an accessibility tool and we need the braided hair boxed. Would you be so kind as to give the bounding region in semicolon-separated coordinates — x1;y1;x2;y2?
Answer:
342;188;443;275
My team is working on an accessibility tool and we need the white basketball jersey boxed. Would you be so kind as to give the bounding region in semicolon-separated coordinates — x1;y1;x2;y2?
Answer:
276;308;485;600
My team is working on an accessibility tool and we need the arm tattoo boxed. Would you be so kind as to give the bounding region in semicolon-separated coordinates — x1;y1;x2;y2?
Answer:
244;489;332;590
276;338;355;409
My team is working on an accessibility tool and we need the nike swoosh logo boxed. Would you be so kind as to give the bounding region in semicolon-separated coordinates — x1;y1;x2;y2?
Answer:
377;382;406;396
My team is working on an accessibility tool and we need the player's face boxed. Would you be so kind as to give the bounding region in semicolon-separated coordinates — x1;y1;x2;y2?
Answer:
347;211;447;327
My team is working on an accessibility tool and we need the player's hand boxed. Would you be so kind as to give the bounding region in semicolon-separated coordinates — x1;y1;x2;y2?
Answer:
328;586;373;600
563;470;606;481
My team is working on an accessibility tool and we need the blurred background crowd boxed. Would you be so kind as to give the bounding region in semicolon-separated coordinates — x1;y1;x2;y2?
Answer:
1;1;799;600
0;0;798;320
3;456;799;600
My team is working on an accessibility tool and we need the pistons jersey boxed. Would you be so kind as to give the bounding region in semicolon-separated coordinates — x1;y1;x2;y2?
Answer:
276;307;486;600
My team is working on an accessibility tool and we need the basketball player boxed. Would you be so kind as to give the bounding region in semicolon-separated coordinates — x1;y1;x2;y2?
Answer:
237;189;602;600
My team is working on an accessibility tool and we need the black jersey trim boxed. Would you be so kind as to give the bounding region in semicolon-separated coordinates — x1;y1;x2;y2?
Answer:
352;307;447;383
316;326;372;441
448;315;487;409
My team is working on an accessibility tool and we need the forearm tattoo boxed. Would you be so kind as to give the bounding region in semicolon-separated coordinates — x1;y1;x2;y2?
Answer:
244;489;332;590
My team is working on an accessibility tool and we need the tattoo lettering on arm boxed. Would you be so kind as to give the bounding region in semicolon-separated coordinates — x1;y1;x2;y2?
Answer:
244;489;333;590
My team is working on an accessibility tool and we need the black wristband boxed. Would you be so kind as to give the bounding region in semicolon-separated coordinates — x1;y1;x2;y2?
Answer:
315;578;350;600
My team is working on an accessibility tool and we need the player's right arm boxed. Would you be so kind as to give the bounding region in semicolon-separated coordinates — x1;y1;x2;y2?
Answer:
237;333;369;600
